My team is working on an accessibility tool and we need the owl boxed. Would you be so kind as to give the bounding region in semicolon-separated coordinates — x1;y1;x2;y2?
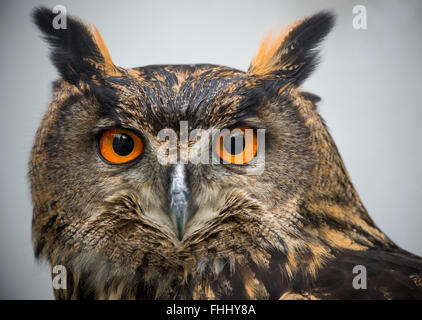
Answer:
29;6;422;299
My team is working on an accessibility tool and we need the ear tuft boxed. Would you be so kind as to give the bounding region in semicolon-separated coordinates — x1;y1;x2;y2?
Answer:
248;11;335;85
32;6;119;85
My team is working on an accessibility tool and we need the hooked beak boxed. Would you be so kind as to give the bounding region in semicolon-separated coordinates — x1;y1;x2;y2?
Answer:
168;164;191;240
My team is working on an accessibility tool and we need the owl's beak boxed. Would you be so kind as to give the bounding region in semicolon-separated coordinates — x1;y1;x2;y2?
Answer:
168;164;191;241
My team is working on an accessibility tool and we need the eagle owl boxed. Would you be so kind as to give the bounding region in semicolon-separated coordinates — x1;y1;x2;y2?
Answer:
29;7;422;299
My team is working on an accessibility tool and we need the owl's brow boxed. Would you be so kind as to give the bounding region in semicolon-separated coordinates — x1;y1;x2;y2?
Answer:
91;72;268;132
226;86;267;122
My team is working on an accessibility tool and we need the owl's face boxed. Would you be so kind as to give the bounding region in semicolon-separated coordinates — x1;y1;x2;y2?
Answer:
34;63;313;257
30;8;340;298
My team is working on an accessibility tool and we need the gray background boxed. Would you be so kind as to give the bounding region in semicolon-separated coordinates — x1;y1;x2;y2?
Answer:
1;0;421;299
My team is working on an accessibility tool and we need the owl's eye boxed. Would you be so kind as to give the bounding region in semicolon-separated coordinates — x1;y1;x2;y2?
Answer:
98;129;143;164
215;127;257;164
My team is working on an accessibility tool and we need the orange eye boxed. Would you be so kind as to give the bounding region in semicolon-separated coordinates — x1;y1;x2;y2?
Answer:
215;127;258;164
99;129;143;164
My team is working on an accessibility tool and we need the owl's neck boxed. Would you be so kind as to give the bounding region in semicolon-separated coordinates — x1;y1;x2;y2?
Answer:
286;90;395;255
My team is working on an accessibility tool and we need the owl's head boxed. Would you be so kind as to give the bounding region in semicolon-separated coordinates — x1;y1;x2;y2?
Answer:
30;7;386;299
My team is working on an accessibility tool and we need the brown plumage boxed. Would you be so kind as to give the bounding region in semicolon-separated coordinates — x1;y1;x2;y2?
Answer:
29;7;422;299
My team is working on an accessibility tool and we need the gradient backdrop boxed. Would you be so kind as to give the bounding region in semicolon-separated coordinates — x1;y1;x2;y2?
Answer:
1;0;421;299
